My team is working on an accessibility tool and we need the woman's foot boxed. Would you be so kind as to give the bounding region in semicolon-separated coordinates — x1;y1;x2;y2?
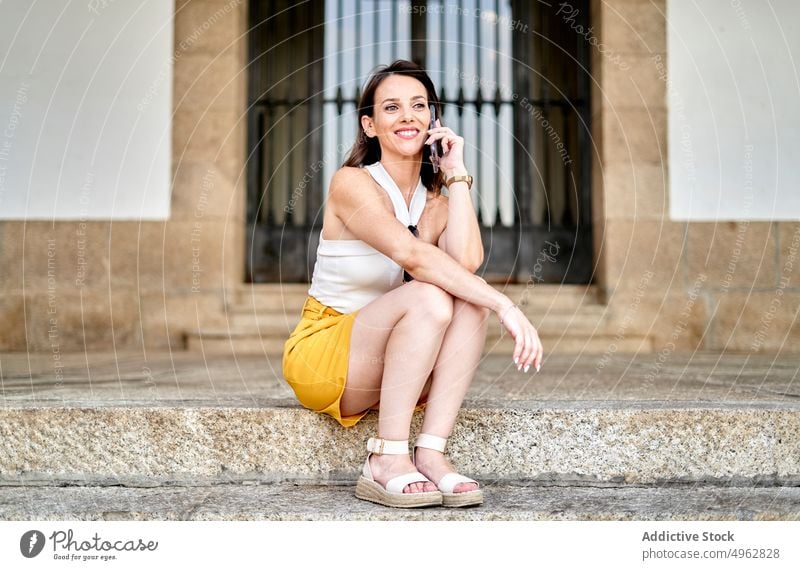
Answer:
368;453;437;493
413;446;479;493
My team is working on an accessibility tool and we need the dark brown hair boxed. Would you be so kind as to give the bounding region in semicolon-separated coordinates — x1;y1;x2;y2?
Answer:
342;59;444;195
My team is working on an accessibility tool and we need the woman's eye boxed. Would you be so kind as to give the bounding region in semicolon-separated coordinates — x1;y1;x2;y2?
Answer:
385;105;397;111
414;103;425;109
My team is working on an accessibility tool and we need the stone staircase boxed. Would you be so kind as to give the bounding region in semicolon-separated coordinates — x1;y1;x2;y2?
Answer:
186;283;654;355
1;350;798;520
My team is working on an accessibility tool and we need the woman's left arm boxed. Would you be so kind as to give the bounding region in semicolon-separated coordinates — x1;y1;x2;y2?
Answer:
427;121;484;272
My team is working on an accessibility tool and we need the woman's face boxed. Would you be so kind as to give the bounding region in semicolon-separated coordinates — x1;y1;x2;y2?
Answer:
362;74;432;161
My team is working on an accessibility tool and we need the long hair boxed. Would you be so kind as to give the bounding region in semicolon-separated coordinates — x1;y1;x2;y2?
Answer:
342;59;444;195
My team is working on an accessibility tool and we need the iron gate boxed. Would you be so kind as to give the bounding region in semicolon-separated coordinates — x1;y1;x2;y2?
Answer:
247;0;592;283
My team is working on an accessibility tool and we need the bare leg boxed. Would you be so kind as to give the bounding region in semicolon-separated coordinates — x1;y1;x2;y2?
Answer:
341;281;454;493
414;299;489;493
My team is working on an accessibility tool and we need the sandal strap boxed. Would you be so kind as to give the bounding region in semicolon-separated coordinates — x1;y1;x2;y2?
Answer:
415;433;447;453
367;437;409;455
438;472;478;494
385;471;432;494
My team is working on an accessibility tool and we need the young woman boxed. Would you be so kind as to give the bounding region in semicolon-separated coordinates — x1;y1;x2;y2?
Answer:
283;60;543;508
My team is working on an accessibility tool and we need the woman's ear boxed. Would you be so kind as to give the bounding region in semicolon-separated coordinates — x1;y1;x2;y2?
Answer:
360;115;373;138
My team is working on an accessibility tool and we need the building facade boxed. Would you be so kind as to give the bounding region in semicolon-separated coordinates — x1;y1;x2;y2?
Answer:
0;0;797;355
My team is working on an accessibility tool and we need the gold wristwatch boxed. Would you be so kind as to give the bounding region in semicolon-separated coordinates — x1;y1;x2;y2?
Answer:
445;174;473;190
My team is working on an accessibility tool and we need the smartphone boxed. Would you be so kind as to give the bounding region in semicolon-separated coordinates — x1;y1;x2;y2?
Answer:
429;103;441;173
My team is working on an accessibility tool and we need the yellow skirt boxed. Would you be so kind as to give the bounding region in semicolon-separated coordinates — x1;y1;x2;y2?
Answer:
282;295;369;427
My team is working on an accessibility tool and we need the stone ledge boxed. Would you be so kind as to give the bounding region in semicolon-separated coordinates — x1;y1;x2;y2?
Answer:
1;351;797;487
0;405;797;487
2;482;798;521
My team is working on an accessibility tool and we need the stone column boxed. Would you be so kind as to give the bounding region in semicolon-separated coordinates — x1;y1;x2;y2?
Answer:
591;0;704;352
140;0;248;349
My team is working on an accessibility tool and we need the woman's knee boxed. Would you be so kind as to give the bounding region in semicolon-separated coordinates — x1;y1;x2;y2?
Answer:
404;281;454;324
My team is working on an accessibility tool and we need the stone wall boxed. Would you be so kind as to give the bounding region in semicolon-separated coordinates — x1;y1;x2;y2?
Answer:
1;0;797;355
591;0;800;353
0;0;247;351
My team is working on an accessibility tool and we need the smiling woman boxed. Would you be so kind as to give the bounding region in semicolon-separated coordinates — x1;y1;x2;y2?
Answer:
338;66;445;199
282;60;543;509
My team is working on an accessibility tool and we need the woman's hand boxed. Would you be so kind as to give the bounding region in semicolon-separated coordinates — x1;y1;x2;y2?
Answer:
425;119;467;177
497;302;543;373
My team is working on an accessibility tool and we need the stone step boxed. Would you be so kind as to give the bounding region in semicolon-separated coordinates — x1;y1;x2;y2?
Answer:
227;305;609;331
492;312;610;337
193;290;643;355
185;328;653;355
3;482;799;520
484;333;654;355
185;332;288;354
1;352;798;487
3;403;795;486
229;284;310;312
198;283;624;355
223;314;302;332
229;284;605;312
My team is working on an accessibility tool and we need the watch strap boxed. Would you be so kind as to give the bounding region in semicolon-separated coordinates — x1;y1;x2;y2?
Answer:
445;174;473;190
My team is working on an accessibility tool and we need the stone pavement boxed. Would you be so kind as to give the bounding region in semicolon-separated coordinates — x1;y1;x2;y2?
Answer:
0;350;798;519
3;483;799;521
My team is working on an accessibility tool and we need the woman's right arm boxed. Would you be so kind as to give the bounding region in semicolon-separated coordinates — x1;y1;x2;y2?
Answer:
328;167;543;372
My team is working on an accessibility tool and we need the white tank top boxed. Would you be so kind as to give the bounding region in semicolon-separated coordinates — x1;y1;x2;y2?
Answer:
308;161;427;314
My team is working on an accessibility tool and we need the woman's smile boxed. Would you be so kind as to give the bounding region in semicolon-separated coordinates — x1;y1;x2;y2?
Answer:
394;128;420;140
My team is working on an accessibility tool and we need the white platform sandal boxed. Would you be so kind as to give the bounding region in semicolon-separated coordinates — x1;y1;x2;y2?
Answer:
413;433;483;508
355;437;443;508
